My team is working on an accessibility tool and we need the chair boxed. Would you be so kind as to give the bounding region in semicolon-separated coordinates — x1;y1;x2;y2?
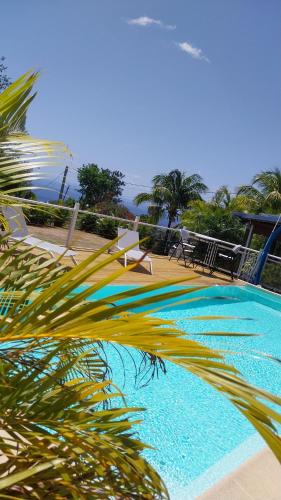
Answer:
189;239;210;270
1;205;77;265
117;228;153;274
215;244;241;280
169;229;195;265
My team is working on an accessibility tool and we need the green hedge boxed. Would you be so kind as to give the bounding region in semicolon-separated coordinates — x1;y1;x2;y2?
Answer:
23;199;76;228
24;205;71;228
78;212;119;240
261;262;281;293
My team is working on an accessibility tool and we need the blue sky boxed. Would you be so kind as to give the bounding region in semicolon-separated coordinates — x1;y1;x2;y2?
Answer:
1;0;281;202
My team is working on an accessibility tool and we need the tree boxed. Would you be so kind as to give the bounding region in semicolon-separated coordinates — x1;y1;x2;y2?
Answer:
181;186;250;243
134;169;208;227
238;168;281;213
93;200;134;219
1;72;281;497
211;185;258;212
78;163;125;208
0;56;11;91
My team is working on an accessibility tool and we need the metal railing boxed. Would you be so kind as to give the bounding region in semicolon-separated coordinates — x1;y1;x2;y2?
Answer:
3;195;281;292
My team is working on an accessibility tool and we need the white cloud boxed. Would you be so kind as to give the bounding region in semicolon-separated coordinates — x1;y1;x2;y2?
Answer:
127;16;161;27
177;41;209;62
165;24;177;31
127;16;176;30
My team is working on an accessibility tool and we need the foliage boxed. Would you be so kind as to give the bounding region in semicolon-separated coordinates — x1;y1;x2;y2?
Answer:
0;69;68;238
0;61;35;194
211;185;257;212
19;189;37;200
24;197;134;239
78;163;125;209
0;56;11;91
0;70;68;205
23;205;58;226
137;217;170;255
63;196;76;208
94;200;134;220
251;234;267;251
261;261;281;292
134;169;208;227
24;203;71;228
0;241;67;291
78;211;117;239
23;198;76;228
238;168;281;213
182;187;252;244
78;202;134;240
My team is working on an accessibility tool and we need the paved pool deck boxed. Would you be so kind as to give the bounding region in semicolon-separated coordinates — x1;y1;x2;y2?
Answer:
199;448;281;500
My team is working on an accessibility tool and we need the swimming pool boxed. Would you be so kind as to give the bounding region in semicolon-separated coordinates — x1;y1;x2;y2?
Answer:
80;284;281;498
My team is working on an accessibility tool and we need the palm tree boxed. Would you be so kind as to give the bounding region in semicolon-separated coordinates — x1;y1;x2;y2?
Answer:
134;169;208;227
212;185;257;212
0;73;280;497
238;168;281;213
181;186;253;243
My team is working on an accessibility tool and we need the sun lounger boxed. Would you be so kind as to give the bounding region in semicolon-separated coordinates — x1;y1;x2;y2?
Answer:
117;227;153;274
1;205;77;265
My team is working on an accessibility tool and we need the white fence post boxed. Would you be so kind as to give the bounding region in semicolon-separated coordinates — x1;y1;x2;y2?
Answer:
66;202;80;248
133;215;140;231
237;224;254;277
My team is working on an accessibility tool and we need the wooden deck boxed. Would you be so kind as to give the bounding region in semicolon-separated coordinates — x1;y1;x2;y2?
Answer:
74;250;241;286
28;225;242;286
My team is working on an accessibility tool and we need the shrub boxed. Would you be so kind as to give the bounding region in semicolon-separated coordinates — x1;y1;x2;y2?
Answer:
138;220;169;255
24;200;73;228
24;206;57;226
78;202;134;240
78;211;118;239
78;212;98;233
96;218;117;239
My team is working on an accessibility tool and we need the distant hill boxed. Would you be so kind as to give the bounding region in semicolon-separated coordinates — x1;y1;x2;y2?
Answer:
32;181;146;214
30;181;168;224
30;180;79;203
121;197;147;216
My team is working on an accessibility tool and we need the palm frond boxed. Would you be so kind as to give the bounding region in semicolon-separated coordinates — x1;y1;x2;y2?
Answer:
0;71;69;200
0;350;167;498
134;192;153;205
0;240;280;470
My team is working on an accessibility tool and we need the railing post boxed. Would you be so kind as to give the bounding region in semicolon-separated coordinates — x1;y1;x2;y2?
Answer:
133;215;140;231
66;202;80;248
237;224;254;277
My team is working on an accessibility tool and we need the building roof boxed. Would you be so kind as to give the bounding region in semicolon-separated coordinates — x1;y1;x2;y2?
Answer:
232;212;281;226
233;212;281;238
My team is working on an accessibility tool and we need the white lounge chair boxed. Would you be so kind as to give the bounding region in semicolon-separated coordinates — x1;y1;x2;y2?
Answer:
1;205;77;265
117;228;153;274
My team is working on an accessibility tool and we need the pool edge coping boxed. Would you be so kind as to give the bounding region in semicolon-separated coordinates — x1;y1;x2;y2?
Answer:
197;446;281;500
167;433;265;499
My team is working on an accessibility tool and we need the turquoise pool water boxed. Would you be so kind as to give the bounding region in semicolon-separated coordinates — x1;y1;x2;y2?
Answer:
80;284;281;498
